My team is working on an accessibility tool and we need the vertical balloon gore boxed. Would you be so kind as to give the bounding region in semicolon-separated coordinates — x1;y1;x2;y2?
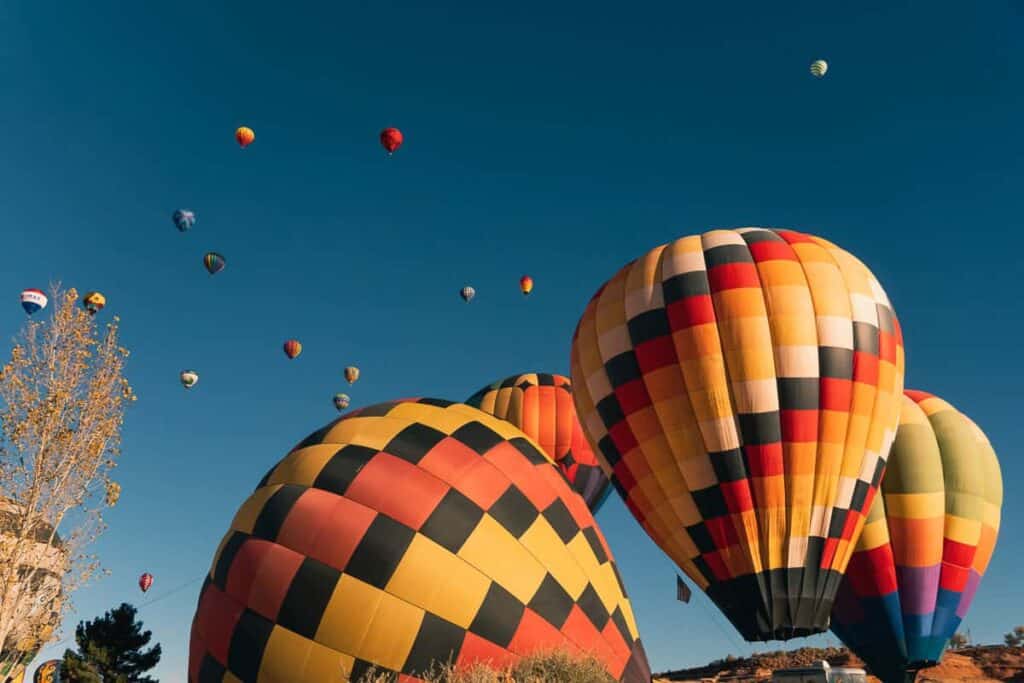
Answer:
570;227;906;642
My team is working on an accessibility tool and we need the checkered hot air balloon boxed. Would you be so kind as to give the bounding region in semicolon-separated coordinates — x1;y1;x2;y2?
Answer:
466;373;612;512
570;227;906;642
830;390;1003;682
189;398;651;683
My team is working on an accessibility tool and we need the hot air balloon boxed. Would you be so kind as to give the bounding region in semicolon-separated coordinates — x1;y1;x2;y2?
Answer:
283;339;302;359
20;289;47;316
32;659;63;683
380;127;403;155
139;573;153;593
82;291;105;315
344;365;360;384
235;126;255;148
332;393;350;411
203;252;225;275
180;370;199;389
466;373;611;511
810;59;828;78
830;390;1003;683
188;398;652;683
570;227;905;641
460;285;475;302
519;275;534;295
173;210;196;232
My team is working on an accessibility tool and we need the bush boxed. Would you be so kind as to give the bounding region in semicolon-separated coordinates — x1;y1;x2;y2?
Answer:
1004;625;1024;647
355;651;616;682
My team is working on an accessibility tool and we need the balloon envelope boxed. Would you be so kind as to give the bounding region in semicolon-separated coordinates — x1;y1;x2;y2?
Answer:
139;572;153;592
188;398;651;683
173;210;196;232
82;291;105;315
570;227;905;641
380;127;403;154
283;340;302;359
830;390;1003;681
460;286;475;302
33;659;63;683
520;275;534;295
180;370;199;389
344;366;360;384
465;373;611;512
235;126;255;148
20;289;47;316
333;393;350;411
203;252;226;275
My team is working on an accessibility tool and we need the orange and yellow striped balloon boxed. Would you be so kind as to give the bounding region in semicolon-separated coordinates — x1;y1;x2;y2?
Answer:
570;227;905;641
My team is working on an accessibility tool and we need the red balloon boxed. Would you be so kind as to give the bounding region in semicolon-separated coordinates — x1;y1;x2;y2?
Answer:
139;572;153;593
282;339;302;359
380;127;403;154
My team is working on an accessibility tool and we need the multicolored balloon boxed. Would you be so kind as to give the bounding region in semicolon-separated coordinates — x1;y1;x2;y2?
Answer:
380;127;403;155
460;285;475;303
235;126;255;148
20;289;47;316
570;227;905;641
173;210;196;232
332;393;350;411
519;275;534;295
139;573;153;593
180;370;199;389
188;398;651;683
344;366;360;384
33;659;62;683
810;59;828;78
831;390;1003;681
82;291;106;315
466;373;611;511
283;339;302;359
203;252;226;275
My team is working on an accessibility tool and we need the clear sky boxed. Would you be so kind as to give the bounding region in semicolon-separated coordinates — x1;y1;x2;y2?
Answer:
2;1;1022;680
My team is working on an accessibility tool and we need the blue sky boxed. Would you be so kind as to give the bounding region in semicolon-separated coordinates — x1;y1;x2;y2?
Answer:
2;1;1022;680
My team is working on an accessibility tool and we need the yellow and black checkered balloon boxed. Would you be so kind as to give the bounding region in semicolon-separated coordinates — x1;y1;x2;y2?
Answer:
189;398;651;682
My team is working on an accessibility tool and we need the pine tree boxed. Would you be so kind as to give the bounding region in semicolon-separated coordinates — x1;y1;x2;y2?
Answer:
60;603;160;683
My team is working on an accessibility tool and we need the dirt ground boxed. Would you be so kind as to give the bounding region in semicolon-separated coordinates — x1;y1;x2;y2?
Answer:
654;645;1024;682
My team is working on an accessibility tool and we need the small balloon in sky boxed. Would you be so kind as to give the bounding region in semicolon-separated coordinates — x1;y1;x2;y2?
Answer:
20;288;48;316
82;291;106;315
180;370;199;389
173;210;196;232
283;339;302;359
519;275;534;296
235;126;255;148
810;59;828;78
460;286;475;303
380;127;403;155
203;252;226;275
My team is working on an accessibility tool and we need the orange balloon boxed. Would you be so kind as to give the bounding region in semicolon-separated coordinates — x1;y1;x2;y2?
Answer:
235;126;255;148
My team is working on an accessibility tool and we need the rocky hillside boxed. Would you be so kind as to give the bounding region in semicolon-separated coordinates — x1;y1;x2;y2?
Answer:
654;645;1024;682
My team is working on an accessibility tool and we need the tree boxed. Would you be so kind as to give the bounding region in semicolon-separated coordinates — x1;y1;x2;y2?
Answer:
61;603;160;682
949;632;968;649
0;286;134;674
1005;625;1024;647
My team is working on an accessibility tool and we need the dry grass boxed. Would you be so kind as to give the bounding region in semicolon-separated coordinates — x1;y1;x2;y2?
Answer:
355;650;617;682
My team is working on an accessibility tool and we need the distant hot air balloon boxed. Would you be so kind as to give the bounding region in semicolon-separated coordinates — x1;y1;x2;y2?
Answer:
203;252;225;275
283;339;302;359
380;127;403;155
344;366;360;384
460;285;475;302
188;398;652;683
82;291;105;315
235;126;255;148
810;59;828;78
33;659;63;683
139;573;153;593
571;227;905;642
180;370;199;389
465;373;612;511
332;393;350;411
519;275;534;295
173;210;196;232
831;390;1003;683
20;289;47;316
